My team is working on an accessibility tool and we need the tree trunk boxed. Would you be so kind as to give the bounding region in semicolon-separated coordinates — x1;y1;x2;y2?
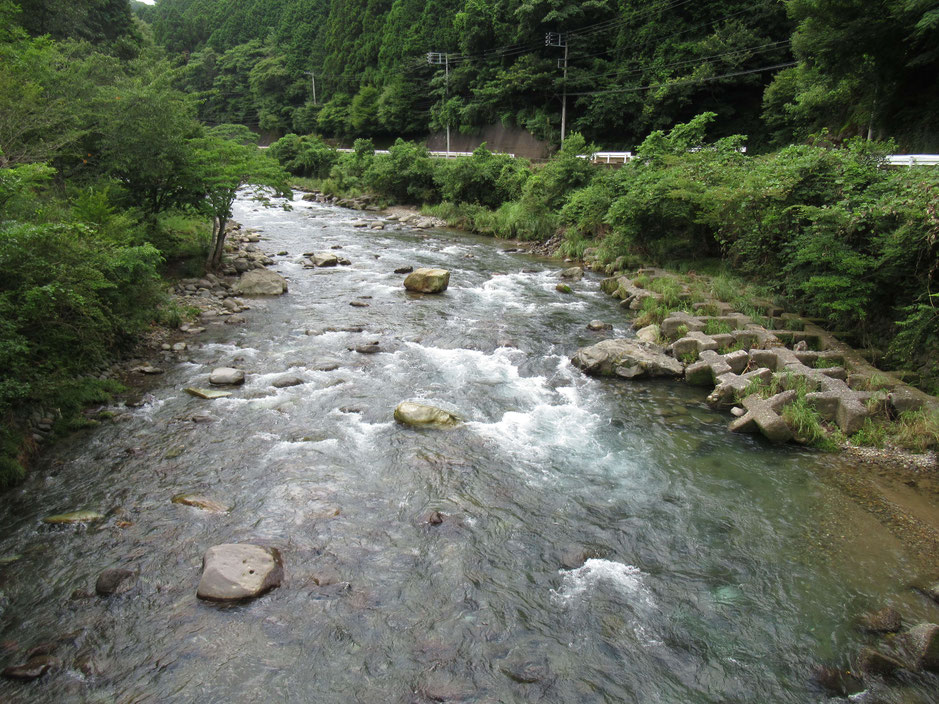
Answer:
207;216;228;270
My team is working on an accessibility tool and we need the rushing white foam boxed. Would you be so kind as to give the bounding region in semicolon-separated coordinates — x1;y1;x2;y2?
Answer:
554;559;664;647
555;559;651;602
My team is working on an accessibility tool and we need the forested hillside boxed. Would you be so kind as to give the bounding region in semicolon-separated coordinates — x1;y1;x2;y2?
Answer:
136;0;939;151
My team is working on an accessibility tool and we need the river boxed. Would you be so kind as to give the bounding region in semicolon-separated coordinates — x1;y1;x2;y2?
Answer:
0;191;935;703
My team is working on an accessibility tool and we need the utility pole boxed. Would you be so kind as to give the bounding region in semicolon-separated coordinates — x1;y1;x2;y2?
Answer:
303;71;318;105
546;32;568;143
427;52;450;157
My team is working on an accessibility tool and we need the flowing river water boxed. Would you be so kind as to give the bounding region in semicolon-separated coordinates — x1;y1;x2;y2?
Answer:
1;191;937;703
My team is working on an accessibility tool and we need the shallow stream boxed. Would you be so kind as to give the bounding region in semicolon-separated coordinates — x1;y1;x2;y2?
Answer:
1;192;937;703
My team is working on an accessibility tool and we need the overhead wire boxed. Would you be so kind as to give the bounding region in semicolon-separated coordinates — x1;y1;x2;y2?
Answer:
567;60;797;96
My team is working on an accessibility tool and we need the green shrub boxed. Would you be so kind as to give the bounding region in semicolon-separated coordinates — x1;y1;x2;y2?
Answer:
268;134;338;179
364;139;439;204
434;144;530;208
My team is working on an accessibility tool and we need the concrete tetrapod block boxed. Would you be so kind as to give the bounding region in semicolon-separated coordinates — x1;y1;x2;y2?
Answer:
728;390;797;443
706;368;774;408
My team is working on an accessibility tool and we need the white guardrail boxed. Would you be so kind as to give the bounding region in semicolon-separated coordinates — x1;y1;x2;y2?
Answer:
335;148;515;159
883;154;939;166
584;151;939;166
267;145;937;166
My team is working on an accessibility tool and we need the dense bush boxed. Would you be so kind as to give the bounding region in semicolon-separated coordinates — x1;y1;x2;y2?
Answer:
267;133;338;179
434;144;529;208
364;139;439;204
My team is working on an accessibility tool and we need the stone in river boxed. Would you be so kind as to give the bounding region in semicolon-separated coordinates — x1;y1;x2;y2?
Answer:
352;342;381;354
394;401;459;428
232;269;287;296
501;657;550;683
556;283;573;294
172;493;230;513
271;374;305;388
858;606;902;633
403;268;450;293
427;511;445;525
811;665;864;697
394;266;414;274
586;320;612;331
906;622;939;671
131;365;164;374
560;266;583;280
42;510;104;525
349;300;369;307
209;367;245;385
312;252;339;267
197;544;283;602
184;387;232;400
2;655;58;681
856;647;904;677
571;339;683;379
95;568;138;597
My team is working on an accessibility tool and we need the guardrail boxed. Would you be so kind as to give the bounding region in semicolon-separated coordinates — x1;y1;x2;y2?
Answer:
583;151;939;166
268;144;937;167
884;154;939;166
334;148;515;159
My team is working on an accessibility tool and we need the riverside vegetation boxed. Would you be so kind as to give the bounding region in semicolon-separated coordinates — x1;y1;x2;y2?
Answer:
2;0;938;484
265;117;939;455
0;1;290;484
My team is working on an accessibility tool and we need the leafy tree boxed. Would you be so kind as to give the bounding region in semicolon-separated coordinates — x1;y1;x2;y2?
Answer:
96;75;204;213
192;126;291;268
350;85;382;134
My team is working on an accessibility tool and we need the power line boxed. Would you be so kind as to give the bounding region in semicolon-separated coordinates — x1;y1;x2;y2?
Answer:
570;39;791;83
567;60;797;96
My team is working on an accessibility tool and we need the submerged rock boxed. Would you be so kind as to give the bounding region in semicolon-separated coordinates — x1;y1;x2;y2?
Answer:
394;401;459;428
271;374;305;388
232;269;287;296
560;266;583;280
184;387;232;400
404;268;450;293
858;606;902;634
2;655;58;681
586;320;612;331
571;339;683;379
42;510;104;525
394;266;414;274
555;283;573;294
811;665;864;697
95;568;137;597
208;367;245;385
172;494;230;513
856;647;904;677
906;622;939;671
196;544;283;602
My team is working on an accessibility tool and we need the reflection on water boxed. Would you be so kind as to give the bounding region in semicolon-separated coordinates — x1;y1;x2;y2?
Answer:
0;193;936;702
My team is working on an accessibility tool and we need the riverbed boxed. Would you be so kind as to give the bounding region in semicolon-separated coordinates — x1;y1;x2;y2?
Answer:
0;191;937;702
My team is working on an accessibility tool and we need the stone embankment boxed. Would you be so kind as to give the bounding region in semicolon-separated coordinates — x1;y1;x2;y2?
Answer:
571;266;939;449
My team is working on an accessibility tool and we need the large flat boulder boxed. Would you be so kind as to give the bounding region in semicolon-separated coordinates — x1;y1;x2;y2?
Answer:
232;269;287;296
209;367;245;385
311;252;339;267
570;339;683;379
404;268;450;293
196;544;283;602
394;401;459;427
